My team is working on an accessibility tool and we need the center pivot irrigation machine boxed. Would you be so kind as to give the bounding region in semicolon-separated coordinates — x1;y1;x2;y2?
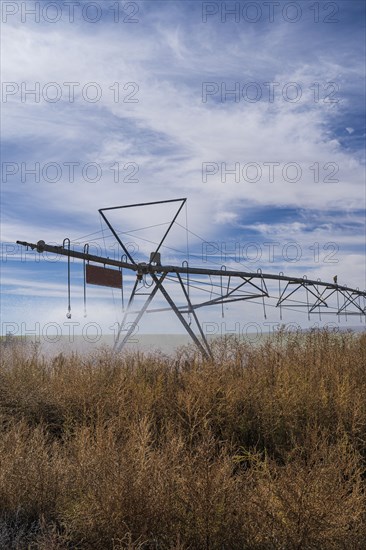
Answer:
17;198;366;358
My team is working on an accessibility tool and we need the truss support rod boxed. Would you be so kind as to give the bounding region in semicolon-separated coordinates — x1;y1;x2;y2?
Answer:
151;198;186;263
98;211;136;265
337;290;366;315
113;277;140;351
115;273;168;353
176;272;213;359
151;274;213;360
309;287;336;313
126;294;269;315
307;285;334;308
180;293;267;311
240;276;269;295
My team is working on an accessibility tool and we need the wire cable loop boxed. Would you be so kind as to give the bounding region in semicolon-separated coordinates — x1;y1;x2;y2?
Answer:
63;238;71;319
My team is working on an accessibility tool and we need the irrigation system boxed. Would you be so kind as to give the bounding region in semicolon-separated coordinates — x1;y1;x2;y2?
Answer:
17;198;366;358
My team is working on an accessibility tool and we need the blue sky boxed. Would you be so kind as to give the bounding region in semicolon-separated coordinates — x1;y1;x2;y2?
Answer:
1;0;365;337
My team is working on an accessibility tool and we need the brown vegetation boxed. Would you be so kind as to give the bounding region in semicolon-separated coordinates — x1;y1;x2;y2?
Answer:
0;329;366;549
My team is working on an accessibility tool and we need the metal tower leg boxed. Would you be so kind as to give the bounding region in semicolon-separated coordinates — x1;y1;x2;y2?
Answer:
176;272;213;359
115;273;167;352
113;278;140;351
151;274;213;360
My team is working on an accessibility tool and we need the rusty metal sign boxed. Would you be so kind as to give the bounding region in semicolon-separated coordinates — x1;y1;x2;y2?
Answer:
86;264;122;289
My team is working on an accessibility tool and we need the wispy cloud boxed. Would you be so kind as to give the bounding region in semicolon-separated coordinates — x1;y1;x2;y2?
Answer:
1;0;365;333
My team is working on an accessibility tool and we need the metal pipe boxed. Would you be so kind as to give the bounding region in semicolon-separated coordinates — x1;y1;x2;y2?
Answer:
16;240;366;297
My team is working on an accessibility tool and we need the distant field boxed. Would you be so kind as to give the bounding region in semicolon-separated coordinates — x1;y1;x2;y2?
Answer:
1;325;365;356
1;329;366;548
1;333;195;356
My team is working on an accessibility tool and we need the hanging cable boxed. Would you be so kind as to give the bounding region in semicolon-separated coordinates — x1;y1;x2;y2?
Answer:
336;286;340;323
143;273;154;288
182;261;191;325
121;254;127;312
227;275;231;297
258;268;267;319
317;278;322;321
185;203;190;300
357;289;362;323
63;238;71;319
344;285;348;323
209;275;214;301
185;204;192;326
100;214;119;325
83;244;89;317
304;275;310;321
76;218;250;273
220;265;226;318
176;221;253;272
71;221;171;244
278;272;283;321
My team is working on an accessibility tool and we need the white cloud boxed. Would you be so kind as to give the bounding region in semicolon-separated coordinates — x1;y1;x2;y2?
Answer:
1;3;365;335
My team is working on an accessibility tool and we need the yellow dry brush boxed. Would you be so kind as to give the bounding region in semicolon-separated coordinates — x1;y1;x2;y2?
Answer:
0;328;365;549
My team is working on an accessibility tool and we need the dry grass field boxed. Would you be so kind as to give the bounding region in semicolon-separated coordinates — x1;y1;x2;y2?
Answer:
0;329;366;549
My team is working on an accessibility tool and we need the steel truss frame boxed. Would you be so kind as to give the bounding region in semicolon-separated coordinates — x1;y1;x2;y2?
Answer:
17;199;366;358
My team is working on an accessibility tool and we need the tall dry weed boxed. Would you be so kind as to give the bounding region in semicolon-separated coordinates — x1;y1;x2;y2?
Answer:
0;329;365;548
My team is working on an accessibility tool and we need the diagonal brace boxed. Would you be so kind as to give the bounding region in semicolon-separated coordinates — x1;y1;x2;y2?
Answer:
151;274;213;359
115;273;167;352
